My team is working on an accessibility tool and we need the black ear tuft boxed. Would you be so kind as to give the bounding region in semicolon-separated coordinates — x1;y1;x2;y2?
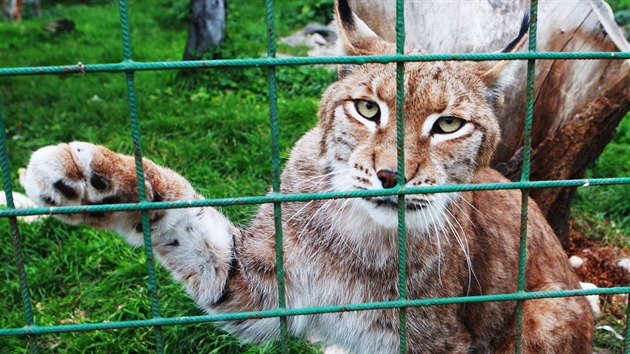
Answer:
334;0;392;56
337;0;355;29
338;64;356;79
501;12;530;53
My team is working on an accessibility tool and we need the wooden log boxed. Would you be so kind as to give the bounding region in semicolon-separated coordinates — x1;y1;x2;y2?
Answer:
348;0;630;246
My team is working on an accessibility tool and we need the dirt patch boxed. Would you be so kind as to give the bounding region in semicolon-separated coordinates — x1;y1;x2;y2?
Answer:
568;221;629;318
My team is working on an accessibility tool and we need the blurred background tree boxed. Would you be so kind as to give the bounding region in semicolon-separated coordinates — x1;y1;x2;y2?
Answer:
183;0;226;60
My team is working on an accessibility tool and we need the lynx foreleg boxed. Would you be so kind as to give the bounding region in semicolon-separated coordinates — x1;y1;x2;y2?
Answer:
152;206;239;307
24;142;239;308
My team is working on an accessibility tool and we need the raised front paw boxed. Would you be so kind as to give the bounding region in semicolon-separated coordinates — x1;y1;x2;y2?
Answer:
24;142;173;244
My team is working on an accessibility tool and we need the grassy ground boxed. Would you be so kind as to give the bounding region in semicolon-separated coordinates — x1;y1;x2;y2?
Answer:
0;0;332;352
0;0;628;353
573;116;630;250
573;116;629;353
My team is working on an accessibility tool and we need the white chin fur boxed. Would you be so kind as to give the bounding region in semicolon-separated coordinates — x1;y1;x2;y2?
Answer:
355;195;451;233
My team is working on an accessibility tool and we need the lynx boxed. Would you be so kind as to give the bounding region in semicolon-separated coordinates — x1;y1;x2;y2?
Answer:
24;1;594;352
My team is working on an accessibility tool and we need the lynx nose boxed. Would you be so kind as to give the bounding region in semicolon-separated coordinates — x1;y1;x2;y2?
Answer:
377;169;398;189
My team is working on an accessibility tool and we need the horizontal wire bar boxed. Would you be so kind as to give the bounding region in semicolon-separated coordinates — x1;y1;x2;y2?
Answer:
1;3;627;347
0;52;628;77
1;286;628;337
1;177;628;217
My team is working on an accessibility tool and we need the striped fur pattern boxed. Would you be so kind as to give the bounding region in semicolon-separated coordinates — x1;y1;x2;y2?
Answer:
24;1;593;352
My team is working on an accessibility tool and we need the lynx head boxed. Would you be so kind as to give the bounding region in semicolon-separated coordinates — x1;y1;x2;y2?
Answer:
317;0;528;231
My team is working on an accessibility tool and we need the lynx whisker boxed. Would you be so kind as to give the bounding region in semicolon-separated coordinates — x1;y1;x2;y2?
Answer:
333;198;370;266
442;206;479;295
301;167;354;184
454;193;482;215
420;202;444;282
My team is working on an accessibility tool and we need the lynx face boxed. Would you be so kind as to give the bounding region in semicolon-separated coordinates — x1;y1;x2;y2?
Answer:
316;4;523;232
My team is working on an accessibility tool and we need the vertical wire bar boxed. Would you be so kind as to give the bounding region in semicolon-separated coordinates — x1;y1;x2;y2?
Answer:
0;103;40;353
394;0;407;352
625;294;629;354
514;1;538;353
264;0;288;349
118;1;164;352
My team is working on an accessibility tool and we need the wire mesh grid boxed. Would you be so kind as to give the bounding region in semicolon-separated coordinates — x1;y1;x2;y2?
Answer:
0;0;629;353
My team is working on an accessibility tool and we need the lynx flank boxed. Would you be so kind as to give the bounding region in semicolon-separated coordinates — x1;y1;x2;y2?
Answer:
24;1;594;352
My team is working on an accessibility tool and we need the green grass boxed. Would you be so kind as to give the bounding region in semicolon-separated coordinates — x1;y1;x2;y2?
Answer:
573;114;630;250
568;0;628;335
0;0;628;352
1;0;333;352
573;114;629;353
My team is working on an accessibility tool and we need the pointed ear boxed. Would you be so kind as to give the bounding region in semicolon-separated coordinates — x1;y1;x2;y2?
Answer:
334;0;394;58
479;12;530;107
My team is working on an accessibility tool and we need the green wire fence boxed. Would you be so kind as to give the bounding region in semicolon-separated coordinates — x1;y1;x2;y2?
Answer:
1;0;629;353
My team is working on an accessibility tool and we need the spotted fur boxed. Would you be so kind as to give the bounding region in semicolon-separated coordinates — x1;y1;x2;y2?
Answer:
24;1;593;352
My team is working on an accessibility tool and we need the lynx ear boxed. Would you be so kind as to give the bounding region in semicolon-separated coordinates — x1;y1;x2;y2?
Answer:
334;0;393;78
479;13;530;107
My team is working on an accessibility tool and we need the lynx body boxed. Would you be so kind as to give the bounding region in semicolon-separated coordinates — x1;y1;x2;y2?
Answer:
24;1;594;352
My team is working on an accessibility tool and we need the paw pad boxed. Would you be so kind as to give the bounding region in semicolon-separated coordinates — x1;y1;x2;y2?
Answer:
53;180;78;200
90;173;109;191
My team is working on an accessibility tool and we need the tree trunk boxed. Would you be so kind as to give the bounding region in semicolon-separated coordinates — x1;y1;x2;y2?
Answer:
348;0;630;247
497;75;629;244
2;0;40;21
183;0;227;60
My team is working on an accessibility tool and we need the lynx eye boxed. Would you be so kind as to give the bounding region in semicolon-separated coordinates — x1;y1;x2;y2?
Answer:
354;100;380;121
433;116;465;134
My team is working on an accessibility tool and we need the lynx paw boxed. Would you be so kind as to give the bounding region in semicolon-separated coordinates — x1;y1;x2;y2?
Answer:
24;142;173;244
